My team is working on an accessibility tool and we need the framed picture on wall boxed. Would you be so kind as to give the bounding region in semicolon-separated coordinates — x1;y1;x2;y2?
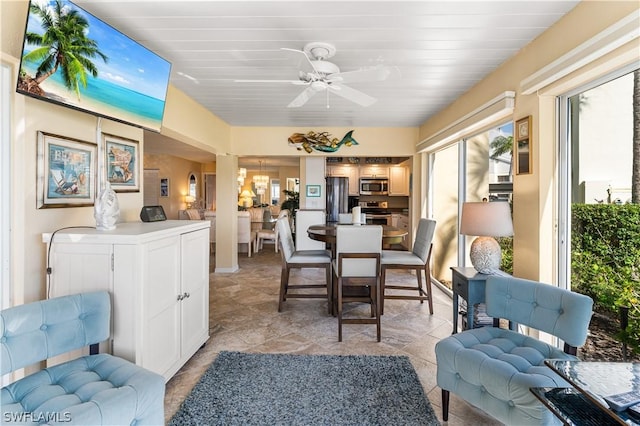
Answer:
515;115;532;175
160;178;169;197
37;131;97;208
306;184;321;197
104;133;140;192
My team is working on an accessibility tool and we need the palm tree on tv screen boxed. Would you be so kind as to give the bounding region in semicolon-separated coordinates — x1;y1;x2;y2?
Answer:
22;0;108;100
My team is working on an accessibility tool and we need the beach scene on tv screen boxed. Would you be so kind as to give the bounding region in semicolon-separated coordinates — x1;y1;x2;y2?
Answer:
17;0;171;132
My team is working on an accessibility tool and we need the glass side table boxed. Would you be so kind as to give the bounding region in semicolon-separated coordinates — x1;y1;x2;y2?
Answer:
531;360;640;425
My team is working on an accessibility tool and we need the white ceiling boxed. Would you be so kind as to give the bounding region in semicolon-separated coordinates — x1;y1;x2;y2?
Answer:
74;0;580;162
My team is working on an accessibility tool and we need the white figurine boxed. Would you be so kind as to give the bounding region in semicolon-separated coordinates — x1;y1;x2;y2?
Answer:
94;181;120;230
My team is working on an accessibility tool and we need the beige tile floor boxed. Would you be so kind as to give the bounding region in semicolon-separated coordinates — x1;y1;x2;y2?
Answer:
164;247;501;425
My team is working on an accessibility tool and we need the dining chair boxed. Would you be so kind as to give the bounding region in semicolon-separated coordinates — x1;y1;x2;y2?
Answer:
276;216;332;314
338;213;353;224
334;225;383;342
185;208;202;220
256;209;289;253
295;210;326;251
380;218;436;315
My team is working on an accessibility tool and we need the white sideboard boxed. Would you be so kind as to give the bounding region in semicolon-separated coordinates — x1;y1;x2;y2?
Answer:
42;220;210;381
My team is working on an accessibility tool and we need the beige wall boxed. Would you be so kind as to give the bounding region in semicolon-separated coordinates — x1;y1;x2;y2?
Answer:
143;154;205;219
231;127;418;157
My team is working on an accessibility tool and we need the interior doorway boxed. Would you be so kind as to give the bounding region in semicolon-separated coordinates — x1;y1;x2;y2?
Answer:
204;173;216;210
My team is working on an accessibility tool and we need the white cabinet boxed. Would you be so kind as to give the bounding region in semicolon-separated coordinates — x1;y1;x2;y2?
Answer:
359;165;389;178
389;166;410;196
327;164;359;195
43;221;210;382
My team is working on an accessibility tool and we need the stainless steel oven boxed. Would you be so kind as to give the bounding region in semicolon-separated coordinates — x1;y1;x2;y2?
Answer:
365;214;392;225
359;178;388;195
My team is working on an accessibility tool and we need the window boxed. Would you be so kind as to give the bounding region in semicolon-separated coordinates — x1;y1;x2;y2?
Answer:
428;121;513;286
559;66;639;290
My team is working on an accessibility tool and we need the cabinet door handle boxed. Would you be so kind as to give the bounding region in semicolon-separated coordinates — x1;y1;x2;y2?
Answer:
177;294;184;301
183;292;190;299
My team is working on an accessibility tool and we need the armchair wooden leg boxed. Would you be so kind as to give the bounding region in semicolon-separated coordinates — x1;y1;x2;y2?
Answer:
442;389;450;421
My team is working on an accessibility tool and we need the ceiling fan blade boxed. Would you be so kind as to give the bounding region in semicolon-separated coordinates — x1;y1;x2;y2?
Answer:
328;83;377;107
234;79;307;85
281;47;320;76
287;86;318;108
329;65;400;84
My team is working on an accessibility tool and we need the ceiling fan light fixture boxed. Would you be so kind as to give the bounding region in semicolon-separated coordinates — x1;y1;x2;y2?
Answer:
310;60;340;76
311;81;327;91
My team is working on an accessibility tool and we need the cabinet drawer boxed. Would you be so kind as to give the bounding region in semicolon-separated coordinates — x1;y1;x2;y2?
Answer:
453;276;468;300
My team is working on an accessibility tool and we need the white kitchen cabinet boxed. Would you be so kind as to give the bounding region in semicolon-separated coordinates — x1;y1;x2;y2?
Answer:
389;166;410;196
42;220;210;382
327;164;360;195
359;165;389;178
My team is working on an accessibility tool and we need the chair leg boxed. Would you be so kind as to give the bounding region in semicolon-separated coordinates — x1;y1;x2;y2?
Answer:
380;266;386;315
325;264;332;315
416;267;424;304
278;265;290;312
425;264;434;315
375;279;381;342
337;277;343;342
442;389;450;421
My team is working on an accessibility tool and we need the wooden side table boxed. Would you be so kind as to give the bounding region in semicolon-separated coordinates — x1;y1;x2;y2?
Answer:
450;266;510;334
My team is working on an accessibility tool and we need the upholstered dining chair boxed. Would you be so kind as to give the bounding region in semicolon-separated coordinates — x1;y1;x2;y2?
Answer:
276;216;332;314
380;218;436;315
185;208;202;220
435;276;593;425
256;209;289;253
338;213;353;224
334;225;383;342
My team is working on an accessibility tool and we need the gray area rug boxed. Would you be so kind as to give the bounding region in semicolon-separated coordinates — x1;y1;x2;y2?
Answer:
169;351;440;425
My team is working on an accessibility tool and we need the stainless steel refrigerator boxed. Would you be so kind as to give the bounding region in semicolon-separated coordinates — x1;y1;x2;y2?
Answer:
326;176;349;223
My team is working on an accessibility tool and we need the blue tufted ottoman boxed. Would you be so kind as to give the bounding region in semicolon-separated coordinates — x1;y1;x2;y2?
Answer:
1;291;165;425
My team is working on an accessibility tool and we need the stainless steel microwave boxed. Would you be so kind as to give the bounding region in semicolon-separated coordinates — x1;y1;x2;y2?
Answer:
359;178;388;195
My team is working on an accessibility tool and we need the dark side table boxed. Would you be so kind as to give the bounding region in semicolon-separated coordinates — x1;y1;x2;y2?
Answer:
450;266;510;334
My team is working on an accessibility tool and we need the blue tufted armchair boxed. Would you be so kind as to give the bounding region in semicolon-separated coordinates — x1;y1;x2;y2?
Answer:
435;276;593;425
1;291;165;425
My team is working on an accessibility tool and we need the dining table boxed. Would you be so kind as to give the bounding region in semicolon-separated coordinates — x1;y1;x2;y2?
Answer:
307;223;408;254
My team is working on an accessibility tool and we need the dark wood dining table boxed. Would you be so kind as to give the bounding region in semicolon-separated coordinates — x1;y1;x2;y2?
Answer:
307;224;408;249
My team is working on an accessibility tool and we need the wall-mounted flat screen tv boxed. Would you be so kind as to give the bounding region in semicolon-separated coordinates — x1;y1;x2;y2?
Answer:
17;0;172;132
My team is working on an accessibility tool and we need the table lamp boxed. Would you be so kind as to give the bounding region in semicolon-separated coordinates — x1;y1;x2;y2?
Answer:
460;201;513;274
185;195;196;209
238;189;256;208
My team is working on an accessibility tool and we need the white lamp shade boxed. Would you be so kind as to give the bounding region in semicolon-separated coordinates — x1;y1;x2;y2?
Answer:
460;202;513;237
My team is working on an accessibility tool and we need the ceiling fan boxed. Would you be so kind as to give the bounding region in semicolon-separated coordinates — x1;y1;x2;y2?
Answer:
234;42;399;108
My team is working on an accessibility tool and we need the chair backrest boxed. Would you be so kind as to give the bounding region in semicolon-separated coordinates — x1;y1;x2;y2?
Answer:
412;218;437;261
336;225;383;277
276;216;295;261
485;276;594;348
338;213;353;224
204;211;216;242
295;210;326;250
248;207;264;222
237;211;252;243
185;209;201;220
1;291;110;375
